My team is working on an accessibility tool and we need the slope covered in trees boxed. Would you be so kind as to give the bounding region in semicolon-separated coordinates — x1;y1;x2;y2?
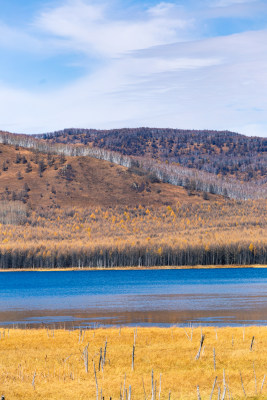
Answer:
1;130;266;200
0;142;212;209
37;128;267;183
0;130;266;268
0;200;266;268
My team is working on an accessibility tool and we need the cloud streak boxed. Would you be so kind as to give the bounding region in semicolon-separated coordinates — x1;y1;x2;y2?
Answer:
0;0;266;136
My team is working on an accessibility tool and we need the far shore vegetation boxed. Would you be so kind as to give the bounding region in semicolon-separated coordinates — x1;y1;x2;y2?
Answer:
0;200;266;269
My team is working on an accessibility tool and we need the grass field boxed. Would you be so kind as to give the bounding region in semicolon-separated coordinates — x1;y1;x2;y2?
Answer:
0;327;266;399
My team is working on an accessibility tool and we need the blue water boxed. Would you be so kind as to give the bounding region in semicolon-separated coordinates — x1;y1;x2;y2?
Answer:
0;268;267;327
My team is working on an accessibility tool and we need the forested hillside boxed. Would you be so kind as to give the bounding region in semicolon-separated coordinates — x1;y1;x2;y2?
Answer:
0;129;266;268
1;130;266;200
38;128;267;183
0;199;266;268
0;142;208;209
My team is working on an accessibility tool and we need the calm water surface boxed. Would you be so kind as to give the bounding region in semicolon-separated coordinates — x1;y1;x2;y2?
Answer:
0;268;267;327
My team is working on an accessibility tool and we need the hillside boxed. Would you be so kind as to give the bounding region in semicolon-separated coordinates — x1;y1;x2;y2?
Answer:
0;133;266;268
0;142;220;210
37;128;267;183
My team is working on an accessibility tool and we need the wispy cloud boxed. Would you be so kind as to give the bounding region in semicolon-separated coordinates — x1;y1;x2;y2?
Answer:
0;0;266;136
213;0;258;7
35;1;192;57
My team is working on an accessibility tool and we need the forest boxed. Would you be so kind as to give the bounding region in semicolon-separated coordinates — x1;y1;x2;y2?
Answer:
0;199;265;269
37;127;267;183
0;129;266;269
0;130;266;200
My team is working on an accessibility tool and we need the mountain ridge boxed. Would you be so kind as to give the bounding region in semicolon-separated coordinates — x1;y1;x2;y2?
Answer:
35;127;267;183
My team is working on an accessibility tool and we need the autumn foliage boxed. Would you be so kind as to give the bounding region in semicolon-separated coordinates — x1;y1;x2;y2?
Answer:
0;200;266;268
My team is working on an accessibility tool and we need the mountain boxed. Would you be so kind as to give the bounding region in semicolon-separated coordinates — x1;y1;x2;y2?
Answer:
1;128;266;201
0;129;266;268
0;141;220;209
37;127;267;183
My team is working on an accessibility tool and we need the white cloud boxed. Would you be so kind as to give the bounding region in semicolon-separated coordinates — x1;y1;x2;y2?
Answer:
35;0;192;57
213;0;258;6
0;22;41;52
0;0;266;136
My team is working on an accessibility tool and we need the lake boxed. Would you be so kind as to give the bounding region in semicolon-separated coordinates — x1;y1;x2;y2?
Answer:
0;268;267;328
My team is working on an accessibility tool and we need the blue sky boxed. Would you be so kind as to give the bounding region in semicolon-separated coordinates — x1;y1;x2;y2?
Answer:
0;0;267;136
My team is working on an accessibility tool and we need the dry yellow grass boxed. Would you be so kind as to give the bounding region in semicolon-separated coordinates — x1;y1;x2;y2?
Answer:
0;327;266;399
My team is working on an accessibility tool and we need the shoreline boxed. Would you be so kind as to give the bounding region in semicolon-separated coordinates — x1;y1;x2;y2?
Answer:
0;264;266;272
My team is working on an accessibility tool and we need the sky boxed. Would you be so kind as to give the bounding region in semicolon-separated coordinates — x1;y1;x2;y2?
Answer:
0;0;267;136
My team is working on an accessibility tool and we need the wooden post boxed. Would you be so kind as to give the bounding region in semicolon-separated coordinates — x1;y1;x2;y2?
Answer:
250;336;255;351
103;339;107;366
195;334;205;360
132;345;135;371
83;344;89;373
99;347;102;371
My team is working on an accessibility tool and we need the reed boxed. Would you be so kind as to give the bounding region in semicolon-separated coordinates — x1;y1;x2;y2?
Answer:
0;326;266;399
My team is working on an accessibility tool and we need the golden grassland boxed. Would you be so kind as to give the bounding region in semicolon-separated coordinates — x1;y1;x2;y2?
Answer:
0;327;266;399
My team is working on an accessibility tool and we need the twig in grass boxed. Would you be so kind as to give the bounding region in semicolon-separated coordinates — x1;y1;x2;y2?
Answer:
260;375;265;393
32;371;36;390
142;377;147;400
253;362;257;395
213;348;216;371
197;385;201;400
209;376;217;400
122;373;126;400
93;361;98;400
239;371;246;398
159;373;162;400
151;369;154;400
183;328;190;341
